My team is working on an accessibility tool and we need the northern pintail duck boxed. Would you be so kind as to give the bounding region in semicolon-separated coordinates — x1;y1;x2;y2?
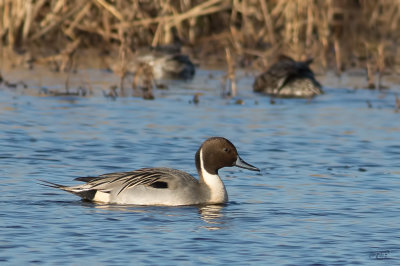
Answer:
41;137;259;206
253;55;323;98
131;45;195;80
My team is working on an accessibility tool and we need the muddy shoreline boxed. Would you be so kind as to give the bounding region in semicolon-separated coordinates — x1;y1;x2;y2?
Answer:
1;62;400;99
1;46;400;100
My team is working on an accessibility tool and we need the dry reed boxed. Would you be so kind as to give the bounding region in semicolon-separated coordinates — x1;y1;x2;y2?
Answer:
0;0;400;78
222;47;236;97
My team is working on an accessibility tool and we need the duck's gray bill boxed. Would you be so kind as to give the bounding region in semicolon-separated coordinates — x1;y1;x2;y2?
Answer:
235;156;260;171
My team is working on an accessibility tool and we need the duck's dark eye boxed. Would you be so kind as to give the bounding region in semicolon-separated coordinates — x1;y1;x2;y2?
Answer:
223;148;230;153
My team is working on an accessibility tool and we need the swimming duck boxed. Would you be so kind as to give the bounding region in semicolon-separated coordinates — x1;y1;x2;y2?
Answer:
41;137;259;206
253;55;323;98
131;46;195;80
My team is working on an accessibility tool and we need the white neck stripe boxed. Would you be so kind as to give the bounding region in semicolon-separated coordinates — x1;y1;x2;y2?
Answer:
200;149;211;177
199;149;227;203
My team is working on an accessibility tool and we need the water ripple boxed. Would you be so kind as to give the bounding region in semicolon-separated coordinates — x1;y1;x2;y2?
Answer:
1;72;400;264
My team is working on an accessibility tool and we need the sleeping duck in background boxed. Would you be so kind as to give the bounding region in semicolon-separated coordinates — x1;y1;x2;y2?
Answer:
131;45;195;80
253;55;323;98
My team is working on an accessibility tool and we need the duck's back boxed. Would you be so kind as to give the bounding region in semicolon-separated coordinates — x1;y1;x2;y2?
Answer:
95;167;202;205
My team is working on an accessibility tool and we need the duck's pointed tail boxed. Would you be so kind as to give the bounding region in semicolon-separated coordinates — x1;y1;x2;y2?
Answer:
38;179;98;201
38;179;69;190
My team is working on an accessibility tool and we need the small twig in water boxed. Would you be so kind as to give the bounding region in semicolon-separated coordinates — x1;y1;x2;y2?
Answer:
222;47;236;97
395;94;400;113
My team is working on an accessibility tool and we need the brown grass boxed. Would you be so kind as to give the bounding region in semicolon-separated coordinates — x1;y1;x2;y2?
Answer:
1;0;400;74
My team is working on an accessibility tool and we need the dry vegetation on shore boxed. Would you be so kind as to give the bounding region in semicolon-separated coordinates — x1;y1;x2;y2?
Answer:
0;0;400;79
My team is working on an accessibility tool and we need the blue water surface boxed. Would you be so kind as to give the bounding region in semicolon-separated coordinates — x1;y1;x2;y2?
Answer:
0;69;399;265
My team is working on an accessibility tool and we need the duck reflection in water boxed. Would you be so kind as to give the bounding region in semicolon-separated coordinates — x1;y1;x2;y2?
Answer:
198;204;226;230
78;201;227;230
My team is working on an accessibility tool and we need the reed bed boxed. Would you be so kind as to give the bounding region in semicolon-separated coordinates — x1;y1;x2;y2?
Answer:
1;0;400;75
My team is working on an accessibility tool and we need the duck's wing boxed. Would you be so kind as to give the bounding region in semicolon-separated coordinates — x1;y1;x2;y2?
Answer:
41;168;197;200
273;57;320;92
294;58;322;89
253;56;297;92
78;168;176;195
162;54;195;79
